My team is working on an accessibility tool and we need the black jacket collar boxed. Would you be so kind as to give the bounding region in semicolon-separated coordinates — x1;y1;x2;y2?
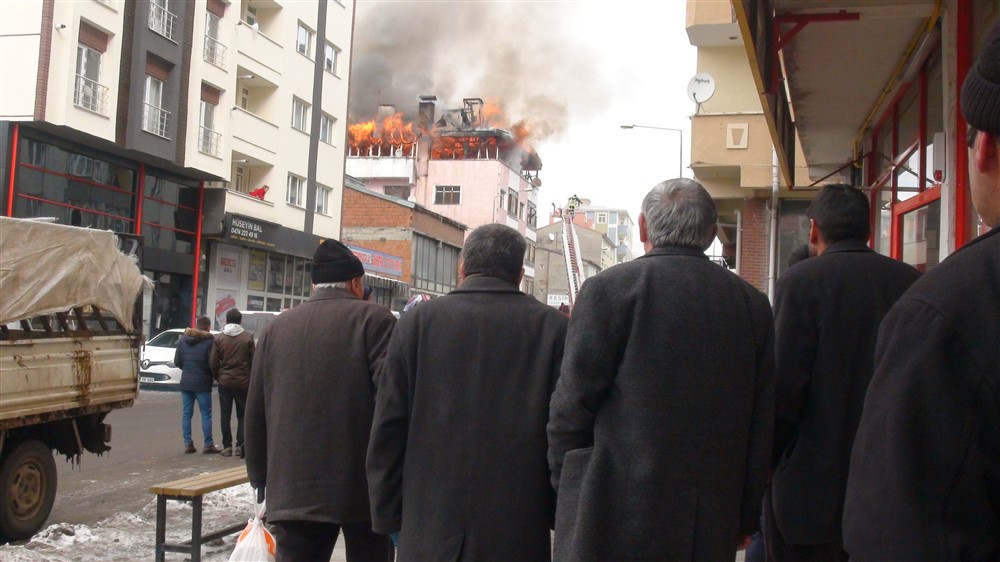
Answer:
452;275;523;294
822;239;873;255
640;245;709;259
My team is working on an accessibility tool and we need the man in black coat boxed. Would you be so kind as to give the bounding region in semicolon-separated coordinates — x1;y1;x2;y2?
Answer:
245;239;395;562
844;22;1000;561
766;185;919;561
548;178;774;562
367;224;569;562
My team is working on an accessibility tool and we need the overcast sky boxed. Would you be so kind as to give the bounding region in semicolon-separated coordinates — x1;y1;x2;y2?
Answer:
351;1;697;249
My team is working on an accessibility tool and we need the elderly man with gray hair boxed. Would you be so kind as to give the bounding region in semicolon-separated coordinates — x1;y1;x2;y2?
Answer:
548;178;775;562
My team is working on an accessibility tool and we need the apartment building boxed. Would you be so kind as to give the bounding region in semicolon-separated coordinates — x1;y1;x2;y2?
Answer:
534;221;616;306
342;176;466;310
686;0;811;295
1;0;355;334
548;198;635;264
346;97;542;296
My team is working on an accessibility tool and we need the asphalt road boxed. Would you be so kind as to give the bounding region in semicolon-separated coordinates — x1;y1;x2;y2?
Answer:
47;386;246;527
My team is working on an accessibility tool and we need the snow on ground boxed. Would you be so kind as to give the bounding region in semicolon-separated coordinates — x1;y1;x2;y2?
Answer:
0;484;258;561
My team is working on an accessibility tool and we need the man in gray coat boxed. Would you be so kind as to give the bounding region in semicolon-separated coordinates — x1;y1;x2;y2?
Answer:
548;178;774;562
367;224;569;561
767;185;919;561
245;239;395;562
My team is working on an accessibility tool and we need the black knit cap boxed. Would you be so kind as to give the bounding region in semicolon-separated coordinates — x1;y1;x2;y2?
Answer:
311;239;365;283
962;21;1000;135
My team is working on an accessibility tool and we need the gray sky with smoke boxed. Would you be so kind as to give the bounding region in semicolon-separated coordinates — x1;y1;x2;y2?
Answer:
348;1;697;248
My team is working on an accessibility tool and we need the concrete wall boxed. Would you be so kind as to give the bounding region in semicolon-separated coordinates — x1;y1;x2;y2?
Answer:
0;2;44;120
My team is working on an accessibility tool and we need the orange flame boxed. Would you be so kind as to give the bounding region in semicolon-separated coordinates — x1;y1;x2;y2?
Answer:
348;112;418;156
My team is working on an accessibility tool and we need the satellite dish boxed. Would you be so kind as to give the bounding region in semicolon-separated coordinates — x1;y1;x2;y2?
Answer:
548;233;556;241
686;73;716;104
531;177;542;188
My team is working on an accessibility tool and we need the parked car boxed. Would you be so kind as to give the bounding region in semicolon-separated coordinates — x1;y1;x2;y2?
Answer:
237;311;280;343
139;328;217;386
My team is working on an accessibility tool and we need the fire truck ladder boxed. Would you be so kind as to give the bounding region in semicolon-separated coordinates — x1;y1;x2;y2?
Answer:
562;210;586;305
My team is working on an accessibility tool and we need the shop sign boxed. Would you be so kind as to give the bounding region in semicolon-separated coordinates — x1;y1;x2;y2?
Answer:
247;295;265;312
347;245;404;277
224;214;278;249
216;246;241;289
547;294;570;307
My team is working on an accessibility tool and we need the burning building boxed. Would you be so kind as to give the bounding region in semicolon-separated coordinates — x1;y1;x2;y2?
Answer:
345;96;543;297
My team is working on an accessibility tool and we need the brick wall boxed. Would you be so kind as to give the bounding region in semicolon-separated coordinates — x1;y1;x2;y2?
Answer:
740;197;770;293
342;188;414;281
342;188;412;228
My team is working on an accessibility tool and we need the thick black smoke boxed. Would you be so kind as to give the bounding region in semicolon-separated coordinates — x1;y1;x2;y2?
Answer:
348;1;610;143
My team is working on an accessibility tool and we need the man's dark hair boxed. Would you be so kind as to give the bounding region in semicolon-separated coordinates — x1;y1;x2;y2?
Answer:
806;184;871;244
196;315;212;330
461;224;526;284
225;308;242;324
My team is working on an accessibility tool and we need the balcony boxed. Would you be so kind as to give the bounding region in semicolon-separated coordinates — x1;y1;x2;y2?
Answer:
142;103;170;138
73;75;109;115
203;35;227;68
235;22;283;80
148;3;177;42
231;107;278;164
198;126;222;157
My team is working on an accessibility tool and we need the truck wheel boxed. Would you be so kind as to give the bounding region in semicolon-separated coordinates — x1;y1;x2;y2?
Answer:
0;440;57;542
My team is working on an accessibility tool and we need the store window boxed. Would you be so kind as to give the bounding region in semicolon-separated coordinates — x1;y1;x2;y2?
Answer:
143;174;198;254
13;137;135;232
865;45;944;269
247;249;310;311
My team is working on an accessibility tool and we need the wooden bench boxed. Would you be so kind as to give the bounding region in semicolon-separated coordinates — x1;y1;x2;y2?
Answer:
149;465;250;562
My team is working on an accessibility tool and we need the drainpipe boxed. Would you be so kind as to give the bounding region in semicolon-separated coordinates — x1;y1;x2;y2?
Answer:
735;209;742;276
767;147;779;302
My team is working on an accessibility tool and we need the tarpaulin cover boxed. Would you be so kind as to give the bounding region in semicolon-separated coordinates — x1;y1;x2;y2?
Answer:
0;217;150;327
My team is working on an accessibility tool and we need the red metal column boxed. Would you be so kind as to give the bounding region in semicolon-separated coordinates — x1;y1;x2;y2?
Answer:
919;65;928;191
6;124;19;216
135;163;145;235
955;0;972;247
190;181;205;327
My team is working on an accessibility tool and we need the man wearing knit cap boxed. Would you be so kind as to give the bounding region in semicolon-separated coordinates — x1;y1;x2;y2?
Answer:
844;21;1000;560
245;239;395;562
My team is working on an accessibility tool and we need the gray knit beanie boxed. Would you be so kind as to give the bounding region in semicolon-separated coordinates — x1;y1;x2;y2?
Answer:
962;22;1000;134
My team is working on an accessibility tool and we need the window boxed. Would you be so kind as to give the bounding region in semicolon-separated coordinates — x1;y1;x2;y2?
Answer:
413;234;460;294
527;202;537;227
597;212;608;224
384;185;411;199
319;113;335;144
525;242;536;265
234;165;246;193
291;98;310;132
519;202;525;220
74;45;105;113
507;191;518;216
499;189;506;211
296;22;313;58
286;174;305;207
316;185;331;215
142;75;169;138
198;96;221;157
239;87;249;110
434;185;460;205
148;0;176;41
324;43;340;75
243;4;257;25
203;12;226;67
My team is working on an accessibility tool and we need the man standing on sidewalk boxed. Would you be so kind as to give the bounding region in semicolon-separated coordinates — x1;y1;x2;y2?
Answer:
548;179;774;561
766;185;919;561
844;22;1000;560
210;308;254;458
245;239;395;562
368;224;568;561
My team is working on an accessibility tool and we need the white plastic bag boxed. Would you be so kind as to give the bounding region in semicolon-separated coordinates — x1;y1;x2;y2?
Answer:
230;495;275;562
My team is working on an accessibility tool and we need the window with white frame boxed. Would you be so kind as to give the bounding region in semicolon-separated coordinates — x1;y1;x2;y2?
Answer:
286;174;305;207
148;0;176;41
142;75;168;137
319;113;335;144
597;212;608;224
74;45;104;113
296;22;313;58
203;12;226;67
316;185;331;215
198;98;221;157
291;98;310;131
324;43;340;75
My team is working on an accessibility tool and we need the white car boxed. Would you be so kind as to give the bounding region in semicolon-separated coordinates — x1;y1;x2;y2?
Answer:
139;328;217;386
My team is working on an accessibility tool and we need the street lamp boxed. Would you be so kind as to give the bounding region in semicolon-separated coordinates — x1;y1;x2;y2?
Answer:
620;124;684;179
